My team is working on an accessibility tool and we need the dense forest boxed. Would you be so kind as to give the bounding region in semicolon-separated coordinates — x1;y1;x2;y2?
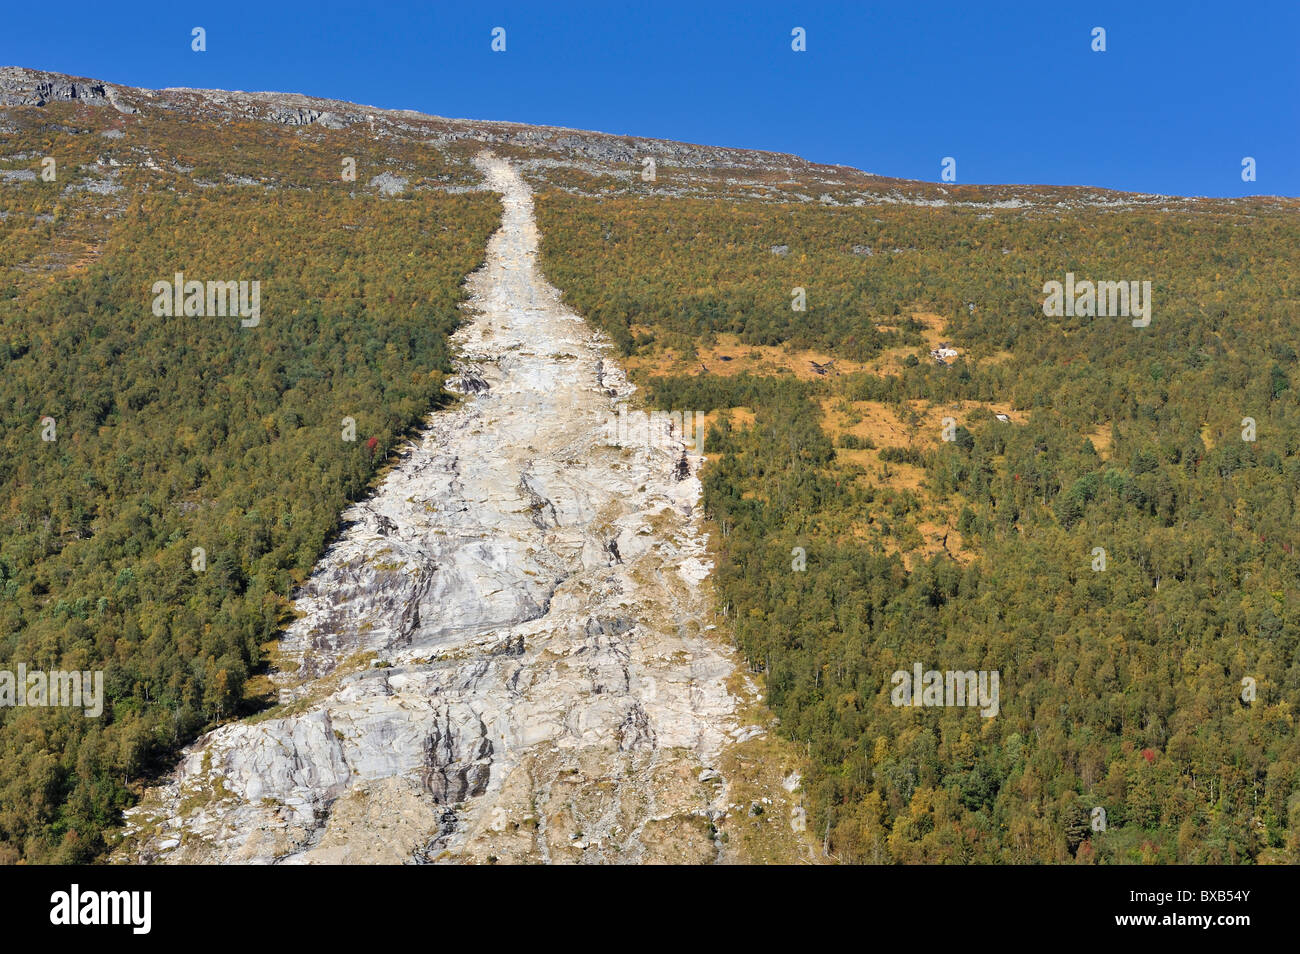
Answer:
538;191;1300;863
0;106;499;860
4;85;1299;864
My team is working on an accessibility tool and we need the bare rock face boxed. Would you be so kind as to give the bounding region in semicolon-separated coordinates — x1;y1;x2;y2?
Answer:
367;171;409;196
115;155;774;864
0;68;137;112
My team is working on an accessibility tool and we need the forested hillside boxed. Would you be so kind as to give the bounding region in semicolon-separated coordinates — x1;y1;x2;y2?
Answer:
537;192;1300;863
0;98;499;861
3;67;1298;865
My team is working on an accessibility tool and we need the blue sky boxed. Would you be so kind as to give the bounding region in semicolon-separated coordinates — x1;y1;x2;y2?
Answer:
3;0;1296;197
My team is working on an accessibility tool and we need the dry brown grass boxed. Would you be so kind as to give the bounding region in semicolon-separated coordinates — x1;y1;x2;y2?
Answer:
817;392;1023;567
865;311;946;375
697;407;755;438
1090;422;1115;459
910;311;949;351
625;331;867;382
821;399;1026;453
627;309;1022;572
914;520;976;567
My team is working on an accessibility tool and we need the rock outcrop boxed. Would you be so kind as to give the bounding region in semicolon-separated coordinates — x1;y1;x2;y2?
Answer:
115;155;782;864
7;66;1269;213
0;68;137;112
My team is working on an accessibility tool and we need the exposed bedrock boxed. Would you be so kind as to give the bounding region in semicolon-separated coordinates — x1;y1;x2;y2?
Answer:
116;155;769;864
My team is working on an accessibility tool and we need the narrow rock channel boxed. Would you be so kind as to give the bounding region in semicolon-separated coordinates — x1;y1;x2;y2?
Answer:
117;154;771;864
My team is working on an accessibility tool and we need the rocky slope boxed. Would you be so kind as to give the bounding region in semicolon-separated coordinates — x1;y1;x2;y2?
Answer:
7;65;1286;213
114;154;806;864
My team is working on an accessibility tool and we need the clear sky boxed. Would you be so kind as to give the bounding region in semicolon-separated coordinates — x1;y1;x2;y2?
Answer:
3;0;1296;197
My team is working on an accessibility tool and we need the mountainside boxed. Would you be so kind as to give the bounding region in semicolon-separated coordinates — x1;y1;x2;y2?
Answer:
2;67;1298;864
0;67;820;863
115;156;808;864
535;188;1300;863
6;66;1292;212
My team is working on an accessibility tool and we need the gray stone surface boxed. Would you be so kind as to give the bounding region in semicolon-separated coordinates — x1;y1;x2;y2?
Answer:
116;155;759;865
368;171;408;196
